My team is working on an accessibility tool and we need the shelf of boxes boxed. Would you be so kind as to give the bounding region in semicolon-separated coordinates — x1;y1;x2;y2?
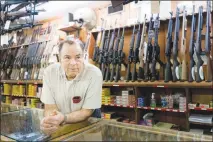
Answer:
137;106;186;113
102;104;135;108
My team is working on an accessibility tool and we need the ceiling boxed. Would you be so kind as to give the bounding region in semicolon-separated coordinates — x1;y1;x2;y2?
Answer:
34;1;110;21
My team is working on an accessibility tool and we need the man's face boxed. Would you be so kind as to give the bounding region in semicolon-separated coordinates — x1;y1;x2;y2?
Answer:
60;43;84;79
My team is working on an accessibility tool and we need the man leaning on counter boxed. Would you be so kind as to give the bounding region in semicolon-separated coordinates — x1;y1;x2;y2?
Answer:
40;39;103;134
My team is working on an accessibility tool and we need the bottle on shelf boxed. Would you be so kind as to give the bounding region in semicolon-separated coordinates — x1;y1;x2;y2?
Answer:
150;93;156;108
168;94;173;109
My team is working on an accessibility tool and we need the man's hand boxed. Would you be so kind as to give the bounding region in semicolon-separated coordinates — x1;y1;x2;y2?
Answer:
40;110;64;135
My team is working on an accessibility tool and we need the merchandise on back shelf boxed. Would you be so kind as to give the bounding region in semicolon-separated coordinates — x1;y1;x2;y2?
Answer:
160;94;173;109
12;85;25;96
210;101;213;108
199;104;210;109
138;97;146;107
188;103;197;109
161;96;168;108
179;96;186;111
150;93;156;108
101;88;111;104
3;84;11;95
12;98;25;106
168;95;173;109
143;113;154;127
189;114;213;124
37;87;42;98
121;90;136;106
28;84;37;97
103;112;116;119
5;96;11;104
30;98;40;108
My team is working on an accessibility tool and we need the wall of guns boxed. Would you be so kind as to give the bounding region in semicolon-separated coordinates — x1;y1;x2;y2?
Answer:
0;21;59;80
0;0;48;34
92;1;212;83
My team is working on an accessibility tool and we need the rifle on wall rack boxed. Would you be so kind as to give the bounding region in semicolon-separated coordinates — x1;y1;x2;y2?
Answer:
188;5;196;82
144;14;153;82
180;6;188;81
126;24;136;82
115;26;125;82
101;28;111;80
105;20;117;82
92;19;104;62
132;22;141;82
151;14;165;82
110;27;120;82
205;0;212;82
172;7;180;82
164;12;173;82
195;6;204;83
138;14;147;81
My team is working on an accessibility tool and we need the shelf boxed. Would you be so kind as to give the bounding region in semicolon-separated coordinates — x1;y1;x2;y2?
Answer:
59;25;81;33
1;94;10;96
102;104;186;113
1;80;42;84
102;104;135;108
190;107;213;111
103;81;213;88
137;106;186;113
1;94;40;99
11;95;26;97
190;122;213;127
27;96;40;99
0;40;50;50
1;80;212;88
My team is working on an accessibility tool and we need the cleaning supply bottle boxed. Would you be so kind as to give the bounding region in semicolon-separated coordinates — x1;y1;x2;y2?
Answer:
151;93;156;107
168;94;173;109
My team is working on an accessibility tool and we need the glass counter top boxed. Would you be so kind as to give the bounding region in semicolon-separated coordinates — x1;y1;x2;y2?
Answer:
65;120;212;141
1;104;99;141
1;104;212;141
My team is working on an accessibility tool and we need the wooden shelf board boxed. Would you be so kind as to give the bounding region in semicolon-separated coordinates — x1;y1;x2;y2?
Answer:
59;25;81;33
0;40;50;50
1;94;10;96
1;80;212;88
103;81;213;88
190;107;213;111
137;106;186;113
2;94;40;99
1;80;42;84
102;104;135;108
11;95;26;97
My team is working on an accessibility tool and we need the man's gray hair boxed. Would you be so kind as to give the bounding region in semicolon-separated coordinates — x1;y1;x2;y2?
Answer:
58;39;85;53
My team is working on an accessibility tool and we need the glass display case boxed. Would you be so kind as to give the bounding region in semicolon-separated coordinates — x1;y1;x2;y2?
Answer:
1;108;49;141
1;103;26;113
1;104;99;141
1;104;212;141
64;120;212;141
